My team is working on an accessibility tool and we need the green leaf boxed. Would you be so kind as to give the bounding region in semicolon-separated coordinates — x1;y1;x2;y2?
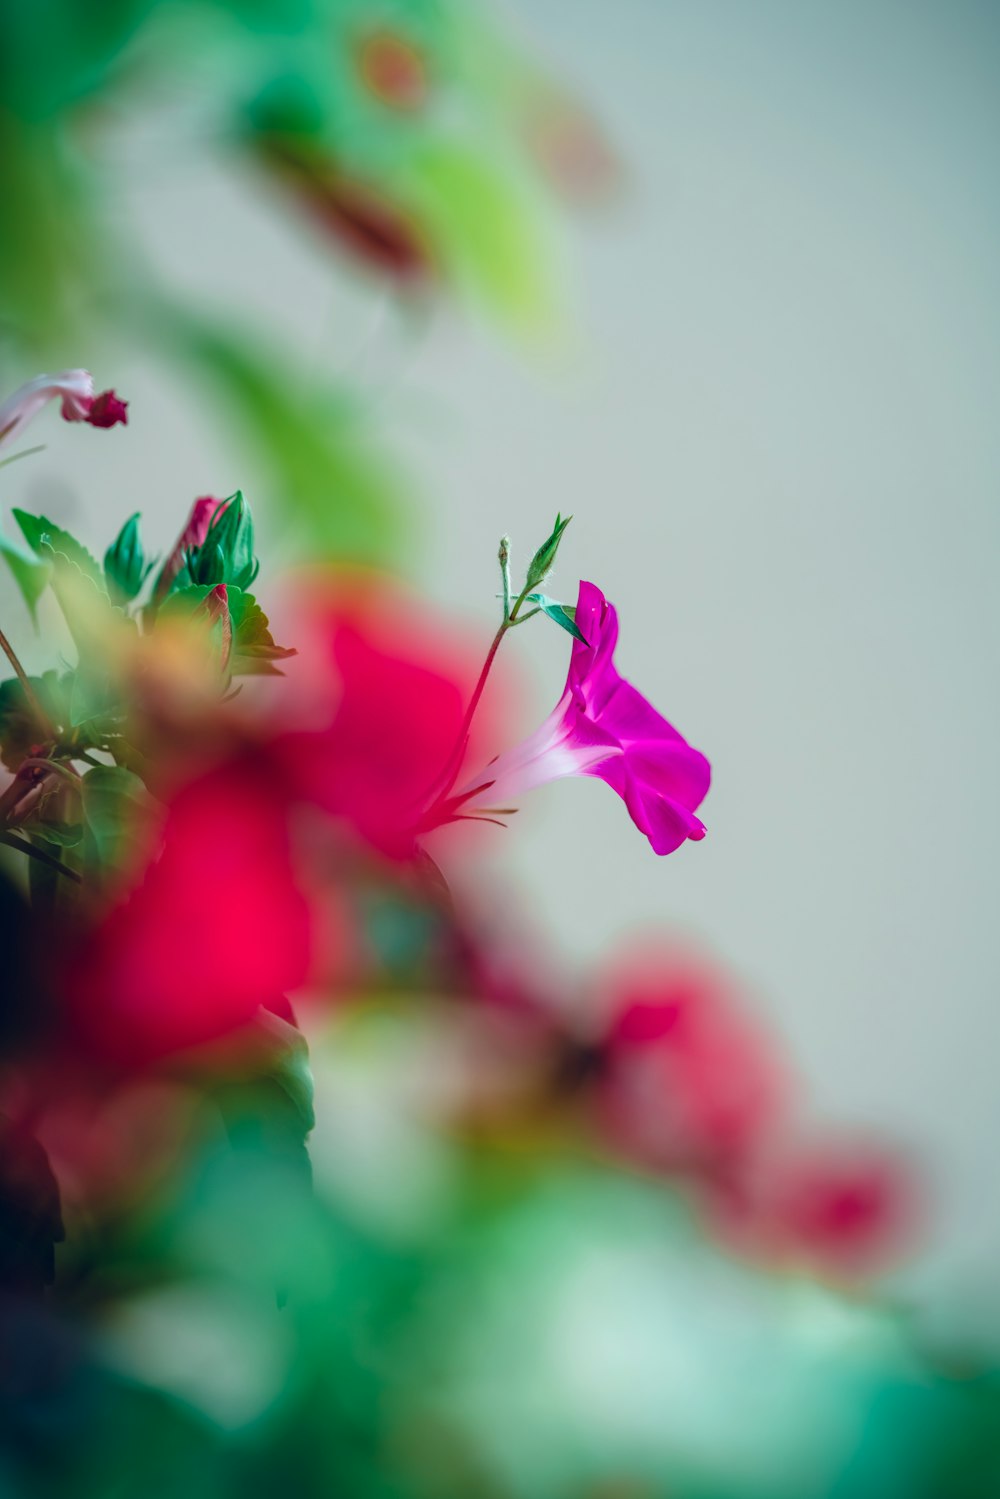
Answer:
525;590;586;642
104;512;147;604
155;582;212;620
0;533;52;623
524;513;572;591
154;308;402;564
0;672;70;770
404;141;562;336
13;510;108;598
81;765;157;877
258;1009;316;1140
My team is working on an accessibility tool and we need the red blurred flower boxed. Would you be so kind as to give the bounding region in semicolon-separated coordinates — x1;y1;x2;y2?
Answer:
69;758;311;1065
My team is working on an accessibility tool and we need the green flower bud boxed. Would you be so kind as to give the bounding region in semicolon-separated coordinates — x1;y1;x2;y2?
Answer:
524;513;571;592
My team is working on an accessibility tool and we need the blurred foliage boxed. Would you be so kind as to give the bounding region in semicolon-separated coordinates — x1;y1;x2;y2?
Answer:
0;0;595;565
2;6;998;1499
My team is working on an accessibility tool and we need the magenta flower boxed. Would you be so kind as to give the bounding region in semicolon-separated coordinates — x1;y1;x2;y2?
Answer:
0;371;127;452
454;581;710;855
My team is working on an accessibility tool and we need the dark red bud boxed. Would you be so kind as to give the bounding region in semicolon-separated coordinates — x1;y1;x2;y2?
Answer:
85;390;128;429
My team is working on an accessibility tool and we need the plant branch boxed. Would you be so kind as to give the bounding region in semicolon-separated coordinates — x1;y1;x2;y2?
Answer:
0;625;55;739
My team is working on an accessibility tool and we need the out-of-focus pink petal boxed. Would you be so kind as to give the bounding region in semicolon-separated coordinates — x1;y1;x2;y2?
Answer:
0;371;94;450
155;496;229;598
598;948;788;1174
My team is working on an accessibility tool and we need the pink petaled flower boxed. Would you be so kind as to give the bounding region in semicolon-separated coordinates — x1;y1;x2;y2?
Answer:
453;580;710;855
0;371;127;451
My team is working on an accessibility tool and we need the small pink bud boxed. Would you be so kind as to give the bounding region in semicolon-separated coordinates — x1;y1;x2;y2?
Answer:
155;496;229;600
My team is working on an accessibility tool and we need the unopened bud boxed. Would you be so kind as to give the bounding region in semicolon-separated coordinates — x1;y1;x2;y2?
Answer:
201;583;233;670
525;513;571;591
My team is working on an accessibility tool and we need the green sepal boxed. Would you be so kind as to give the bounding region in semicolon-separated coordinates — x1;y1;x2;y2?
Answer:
190;491;258;591
525;591;586;642
103;512;149;604
157;584;295;675
227;589;296;675
0;533;52;623
524;512;572;591
188;541;225;589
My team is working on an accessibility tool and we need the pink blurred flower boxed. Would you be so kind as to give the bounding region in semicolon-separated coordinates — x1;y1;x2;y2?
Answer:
0;371;127;451
597;948;788;1174
712;1138;917;1279
155;495;229;597
269;580;505;861
454;581;710;856
279;612;468;858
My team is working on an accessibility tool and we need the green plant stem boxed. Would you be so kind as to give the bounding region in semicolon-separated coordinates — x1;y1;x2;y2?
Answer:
427;576;537;813
21;757;82;786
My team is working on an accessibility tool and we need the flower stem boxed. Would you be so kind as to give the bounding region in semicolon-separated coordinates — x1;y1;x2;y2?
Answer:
420;576;536;818
499;535;512;623
0;624;54;739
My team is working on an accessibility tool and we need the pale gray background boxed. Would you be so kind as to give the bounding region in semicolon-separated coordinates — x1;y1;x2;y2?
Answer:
5;0;998;1322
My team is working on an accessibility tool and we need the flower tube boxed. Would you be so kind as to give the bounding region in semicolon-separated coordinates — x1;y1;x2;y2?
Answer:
0;371;127;452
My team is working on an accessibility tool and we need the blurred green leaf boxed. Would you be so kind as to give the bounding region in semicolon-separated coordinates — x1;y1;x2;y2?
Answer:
81;763;157;875
404;140;560;335
0;0;156;118
0;671;70;769
156;309;403;565
0;532;52;622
